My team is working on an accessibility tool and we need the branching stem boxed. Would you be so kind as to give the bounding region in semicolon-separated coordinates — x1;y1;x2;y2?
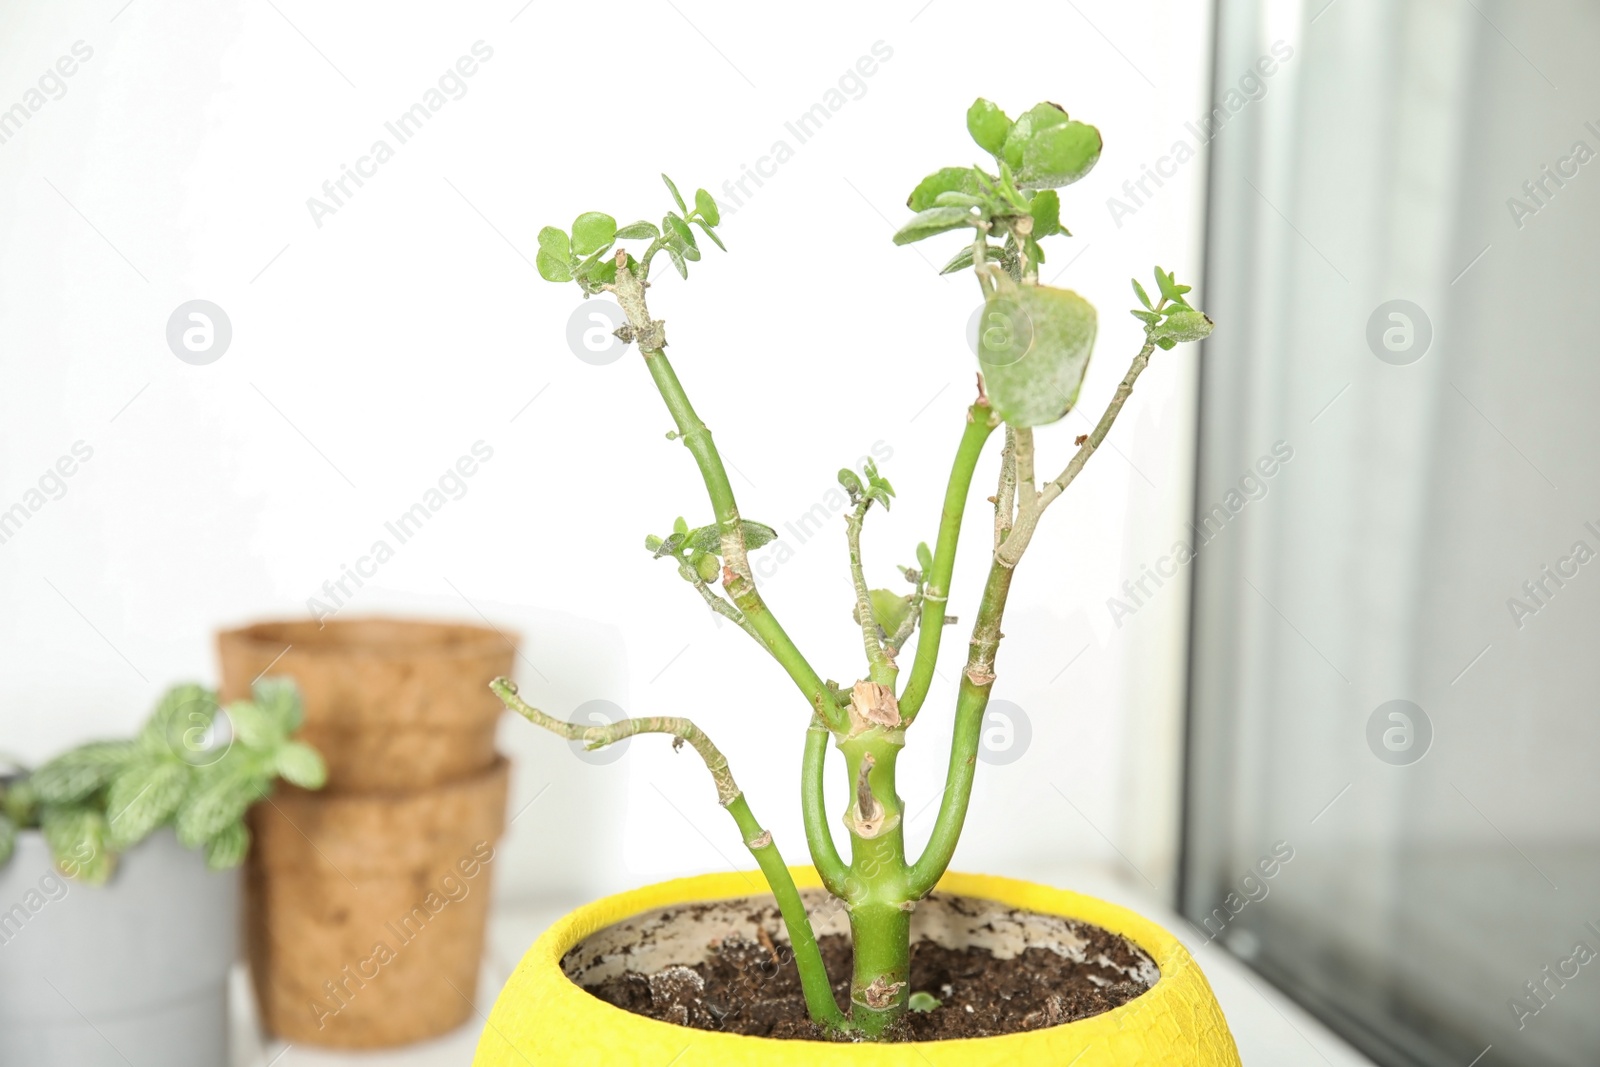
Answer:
996;336;1159;568
610;261;846;732
490;677;846;1028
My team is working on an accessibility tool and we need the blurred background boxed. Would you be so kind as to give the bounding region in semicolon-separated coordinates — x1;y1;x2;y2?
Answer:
0;0;1593;1065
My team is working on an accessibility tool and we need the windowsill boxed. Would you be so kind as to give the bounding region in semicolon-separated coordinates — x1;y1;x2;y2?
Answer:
233;866;1377;1066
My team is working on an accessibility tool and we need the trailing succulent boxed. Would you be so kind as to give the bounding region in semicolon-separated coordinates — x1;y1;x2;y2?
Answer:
0;680;326;884
500;97;1211;1038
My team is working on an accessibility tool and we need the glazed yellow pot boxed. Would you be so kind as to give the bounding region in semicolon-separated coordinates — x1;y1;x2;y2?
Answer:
473;867;1241;1066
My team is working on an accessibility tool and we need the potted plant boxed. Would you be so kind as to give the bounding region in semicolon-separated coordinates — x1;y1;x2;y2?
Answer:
0;681;325;1067
475;97;1233;1064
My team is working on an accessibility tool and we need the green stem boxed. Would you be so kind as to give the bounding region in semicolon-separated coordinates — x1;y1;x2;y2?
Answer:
611;262;845;731
847;903;912;1036
899;404;998;721
906;561;1014;897
838;731;911;1033
490;678;846;1029
801;718;850;897
998;337;1159;567
725;794;847;1028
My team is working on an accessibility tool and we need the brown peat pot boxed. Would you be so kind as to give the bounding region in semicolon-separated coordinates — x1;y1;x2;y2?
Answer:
217;617;515;792
246;757;511;1047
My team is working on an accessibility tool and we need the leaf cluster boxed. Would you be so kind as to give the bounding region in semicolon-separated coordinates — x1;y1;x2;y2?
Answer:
646;515;780;584
537;175;725;290
837;459;896;512
895;98;1101;275
1130;266;1213;349
0;680;327;883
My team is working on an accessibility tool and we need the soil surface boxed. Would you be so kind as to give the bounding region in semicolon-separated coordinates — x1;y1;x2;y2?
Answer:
583;923;1155;1041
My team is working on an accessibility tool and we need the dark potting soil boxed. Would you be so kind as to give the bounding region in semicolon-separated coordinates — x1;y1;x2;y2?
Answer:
582;923;1155;1042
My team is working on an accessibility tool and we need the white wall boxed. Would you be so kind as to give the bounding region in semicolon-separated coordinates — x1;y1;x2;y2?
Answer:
0;0;1210;903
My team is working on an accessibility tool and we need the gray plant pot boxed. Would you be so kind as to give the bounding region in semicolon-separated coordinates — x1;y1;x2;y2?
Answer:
0;828;239;1067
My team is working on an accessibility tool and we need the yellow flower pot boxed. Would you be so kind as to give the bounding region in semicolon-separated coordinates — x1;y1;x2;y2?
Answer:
474;867;1241;1066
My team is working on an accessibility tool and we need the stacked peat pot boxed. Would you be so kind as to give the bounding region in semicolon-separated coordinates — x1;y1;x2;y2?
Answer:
218;618;514;1048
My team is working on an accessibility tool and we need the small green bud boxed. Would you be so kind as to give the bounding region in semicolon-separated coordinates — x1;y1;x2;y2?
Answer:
695;553;720;583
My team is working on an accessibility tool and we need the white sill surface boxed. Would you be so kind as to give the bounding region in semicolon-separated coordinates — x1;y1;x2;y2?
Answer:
232;867;1377;1067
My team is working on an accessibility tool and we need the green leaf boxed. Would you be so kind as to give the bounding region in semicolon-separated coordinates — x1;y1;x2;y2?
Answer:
868;589;914;637
661;173;687;212
536;250;572;283
837;468;863;497
653;532;686;558
274;742;327;790
933;191;986;208
1150;308;1213;344
1028;190;1061;237
1019;120;1102;189
615;220;660;240
204;821;250;870
0;813;14;867
966;98;1012;156
977;278;1098;428
31;741;138;805
664;213;696;250
909;991;943;1012
692;219;726;251
225;700;282;750
252;678;303;735
644;534;665;553
2;778;36;826
916;542;934;573
105;759;189;847
1001;102;1072;170
175;756;269;849
1132;278;1153;309
571;212;618;256
665;247;689;279
1156;336;1178;350
938;243;1011;275
893;206;977;246
42;806;113;884
694;188;720;226
684;520;780;556
1154;266;1193;305
1130;308;1162;325
906;167;979;212
139;684;217;754
673;516;689;536
537;226;570;259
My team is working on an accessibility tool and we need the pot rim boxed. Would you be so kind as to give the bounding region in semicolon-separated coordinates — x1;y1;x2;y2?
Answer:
218;616;517;662
472;867;1240;1066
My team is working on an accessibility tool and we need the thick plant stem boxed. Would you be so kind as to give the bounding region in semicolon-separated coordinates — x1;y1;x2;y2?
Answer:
801;718;850;897
489;678;846;1029
611;261;845;731
838;731;911;1032
899;404;999;722
907;560;1015;897
848;903;912;1036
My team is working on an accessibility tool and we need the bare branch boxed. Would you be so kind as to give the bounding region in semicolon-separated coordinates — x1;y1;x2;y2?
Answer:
491;677;740;805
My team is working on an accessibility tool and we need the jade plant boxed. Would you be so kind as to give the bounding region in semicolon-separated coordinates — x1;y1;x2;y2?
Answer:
502;97;1211;1037
0;680;326;883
